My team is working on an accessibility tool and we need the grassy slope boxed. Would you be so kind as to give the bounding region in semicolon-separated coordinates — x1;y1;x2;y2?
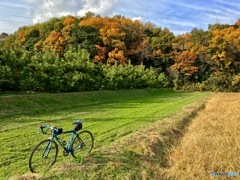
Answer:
0;89;209;179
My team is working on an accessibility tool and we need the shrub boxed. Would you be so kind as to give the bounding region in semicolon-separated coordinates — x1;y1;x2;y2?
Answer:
101;62;163;90
202;73;232;92
157;72;170;88
231;73;240;92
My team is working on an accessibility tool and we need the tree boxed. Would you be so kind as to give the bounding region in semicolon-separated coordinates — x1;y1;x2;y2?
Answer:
2;33;17;48
43;30;66;56
235;18;240;26
17;26;28;45
38;17;60;39
85;11;96;18
120;17;145;64
0;32;8;40
61;16;77;43
210;26;240;74
188;28;212;81
79;16;105;30
173;50;198;76
135;26;174;70
93;45;107;63
0;46;32;91
108;49;128;64
67;25;102;58
24;29;40;50
80;16;128;64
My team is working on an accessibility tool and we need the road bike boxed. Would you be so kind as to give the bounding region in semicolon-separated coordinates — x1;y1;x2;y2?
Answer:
29;120;94;173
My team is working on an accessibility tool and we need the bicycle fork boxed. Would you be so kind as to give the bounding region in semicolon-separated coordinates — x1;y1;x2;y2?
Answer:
42;140;53;158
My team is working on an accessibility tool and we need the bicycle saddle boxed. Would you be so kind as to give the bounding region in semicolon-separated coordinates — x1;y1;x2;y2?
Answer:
72;120;82;131
72;120;82;125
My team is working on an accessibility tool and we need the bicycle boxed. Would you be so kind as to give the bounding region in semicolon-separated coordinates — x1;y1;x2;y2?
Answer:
29;120;94;173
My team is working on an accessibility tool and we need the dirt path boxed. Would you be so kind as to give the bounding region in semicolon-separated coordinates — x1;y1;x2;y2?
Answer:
164;93;240;179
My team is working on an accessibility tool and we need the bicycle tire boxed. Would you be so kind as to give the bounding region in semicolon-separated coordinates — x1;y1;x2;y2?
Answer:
29;139;58;173
71;130;94;159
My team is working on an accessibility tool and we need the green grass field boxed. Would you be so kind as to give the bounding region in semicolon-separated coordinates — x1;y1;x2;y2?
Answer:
0;89;209;179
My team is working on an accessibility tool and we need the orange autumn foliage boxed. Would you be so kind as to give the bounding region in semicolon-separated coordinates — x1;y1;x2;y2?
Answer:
174;51;198;76
43;30;66;56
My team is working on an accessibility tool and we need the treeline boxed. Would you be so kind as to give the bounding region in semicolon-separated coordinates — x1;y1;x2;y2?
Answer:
0;46;168;92
1;13;240;92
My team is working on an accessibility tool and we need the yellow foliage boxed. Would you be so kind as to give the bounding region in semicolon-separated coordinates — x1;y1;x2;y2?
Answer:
43;30;66;56
108;48;128;64
210;27;240;71
79;17;104;29
62;25;72;40
34;40;43;51
18;31;26;45
63;16;76;26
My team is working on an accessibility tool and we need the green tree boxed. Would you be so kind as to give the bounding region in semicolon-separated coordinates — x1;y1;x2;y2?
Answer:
67;25;102;58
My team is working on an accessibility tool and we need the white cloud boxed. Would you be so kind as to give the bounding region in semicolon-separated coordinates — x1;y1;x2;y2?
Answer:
23;0;119;24
77;0;119;16
131;16;143;21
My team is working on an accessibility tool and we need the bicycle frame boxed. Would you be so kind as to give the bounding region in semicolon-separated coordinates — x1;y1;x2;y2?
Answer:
48;130;78;154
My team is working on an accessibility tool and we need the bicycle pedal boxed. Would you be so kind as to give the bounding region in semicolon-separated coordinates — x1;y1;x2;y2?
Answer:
63;150;69;156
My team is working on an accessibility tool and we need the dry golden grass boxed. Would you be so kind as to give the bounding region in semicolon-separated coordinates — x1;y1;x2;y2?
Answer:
165;93;240;179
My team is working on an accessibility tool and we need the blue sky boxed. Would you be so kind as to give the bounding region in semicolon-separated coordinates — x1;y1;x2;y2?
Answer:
0;0;240;35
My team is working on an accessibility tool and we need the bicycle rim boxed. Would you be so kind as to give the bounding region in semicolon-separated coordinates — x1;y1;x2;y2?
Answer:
29;139;58;173
71;130;94;159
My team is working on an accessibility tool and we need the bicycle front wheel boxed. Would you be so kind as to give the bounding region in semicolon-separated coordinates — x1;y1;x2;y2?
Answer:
29;139;58;173
71;130;94;159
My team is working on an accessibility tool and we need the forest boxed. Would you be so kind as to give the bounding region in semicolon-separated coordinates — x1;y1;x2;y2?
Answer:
1;13;240;92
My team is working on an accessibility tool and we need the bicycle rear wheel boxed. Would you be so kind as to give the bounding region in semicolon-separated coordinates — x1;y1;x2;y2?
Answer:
71;130;94;159
29;139;58;173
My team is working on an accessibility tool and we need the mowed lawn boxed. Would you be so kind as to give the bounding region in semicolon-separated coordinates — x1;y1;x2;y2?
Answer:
0;89;209;178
